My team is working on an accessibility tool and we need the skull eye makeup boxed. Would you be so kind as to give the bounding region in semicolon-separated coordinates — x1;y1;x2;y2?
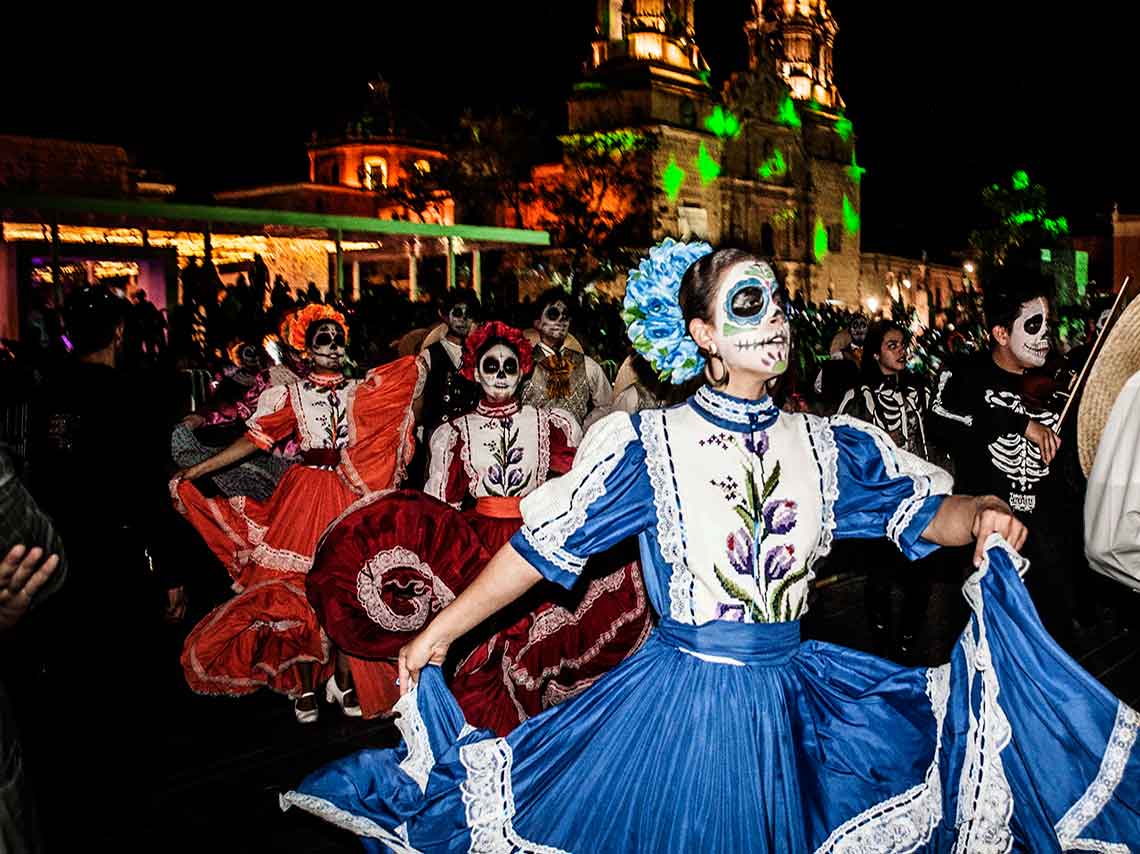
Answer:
481;357;519;376
1023;313;1044;336
312;331;345;349
725;279;773;329
543;305;569;322
449;306;469;320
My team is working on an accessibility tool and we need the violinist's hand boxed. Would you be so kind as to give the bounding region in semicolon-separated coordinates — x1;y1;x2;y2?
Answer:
1024;420;1061;465
971;496;1028;567
397;629;450;696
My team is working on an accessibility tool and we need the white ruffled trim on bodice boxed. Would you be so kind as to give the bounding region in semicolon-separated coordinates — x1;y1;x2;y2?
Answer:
804;414;839;566
639;409;694;623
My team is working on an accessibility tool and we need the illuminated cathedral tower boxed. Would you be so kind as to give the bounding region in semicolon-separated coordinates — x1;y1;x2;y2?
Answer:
746;0;843;110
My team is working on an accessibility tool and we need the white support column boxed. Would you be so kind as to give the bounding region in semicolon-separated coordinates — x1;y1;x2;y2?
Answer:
408;245;419;302
351;261;361;301
472;248;482;301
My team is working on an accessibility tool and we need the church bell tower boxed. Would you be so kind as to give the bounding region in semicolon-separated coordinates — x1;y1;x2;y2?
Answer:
747;0;843;110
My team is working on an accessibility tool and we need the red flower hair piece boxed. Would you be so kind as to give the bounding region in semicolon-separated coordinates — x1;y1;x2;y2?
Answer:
461;321;533;381
286;304;348;353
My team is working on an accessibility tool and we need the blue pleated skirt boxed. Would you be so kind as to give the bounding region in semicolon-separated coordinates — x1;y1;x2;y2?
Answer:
282;538;1140;853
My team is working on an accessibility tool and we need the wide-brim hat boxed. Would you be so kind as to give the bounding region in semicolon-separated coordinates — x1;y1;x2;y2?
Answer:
1079;292;1140;477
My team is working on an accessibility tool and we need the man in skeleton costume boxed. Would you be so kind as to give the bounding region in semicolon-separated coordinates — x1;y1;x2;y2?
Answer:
519;288;612;428
839;319;940;661
931;266;1074;645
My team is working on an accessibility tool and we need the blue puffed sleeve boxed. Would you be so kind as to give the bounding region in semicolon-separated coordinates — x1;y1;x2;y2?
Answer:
829;415;953;559
510;412;655;588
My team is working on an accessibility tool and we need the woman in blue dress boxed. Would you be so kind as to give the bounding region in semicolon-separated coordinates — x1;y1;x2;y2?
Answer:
282;242;1139;853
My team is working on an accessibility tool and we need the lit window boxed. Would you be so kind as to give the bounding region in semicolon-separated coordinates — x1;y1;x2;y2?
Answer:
414;159;431;174
363;157;389;190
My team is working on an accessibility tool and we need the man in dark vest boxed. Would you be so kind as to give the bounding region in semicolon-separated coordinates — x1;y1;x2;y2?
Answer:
520;288;612;429
419;288;483;437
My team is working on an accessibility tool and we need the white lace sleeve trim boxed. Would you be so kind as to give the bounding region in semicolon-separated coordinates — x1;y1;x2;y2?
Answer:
393;687;434;794
953;533;1018;854
279;791;423;852
640;409;693;624
424;423;461;505
548;407;583;450
805;415;839;566
517;411;636;578
1054;702;1140;854
830;415;952;551
460;738;570;854
814;663;950;854
932;370;973;426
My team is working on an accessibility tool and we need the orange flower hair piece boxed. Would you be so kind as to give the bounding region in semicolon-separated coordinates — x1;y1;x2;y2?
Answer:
287;304;348;353
461;321;533;381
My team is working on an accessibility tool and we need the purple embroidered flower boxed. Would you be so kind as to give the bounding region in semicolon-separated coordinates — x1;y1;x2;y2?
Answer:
487;465;504;486
498;418;514;429
764;544;795;581
762;499;798;536
725;528;754;576
716;603;746;622
507;446;524;465
507;469;524;488
743;431;769;457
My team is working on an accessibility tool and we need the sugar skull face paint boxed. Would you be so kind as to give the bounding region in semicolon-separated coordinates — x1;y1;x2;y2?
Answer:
1009;297;1050;369
308;320;347;371
535;300;571;345
709;260;790;377
446;303;475;338
475;343;521;403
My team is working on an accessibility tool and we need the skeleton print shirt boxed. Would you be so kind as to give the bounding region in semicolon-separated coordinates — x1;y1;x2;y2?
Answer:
837;374;932;460
930;353;1061;519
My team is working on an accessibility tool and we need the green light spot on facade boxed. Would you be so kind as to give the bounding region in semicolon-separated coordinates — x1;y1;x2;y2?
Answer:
842;194;860;235
813;218;829;262
1075;250;1089;295
697;69;712;86
771;208;798;227
696;143;720;184
1012;170;1030;191
776;95;801;129
704;106;741;140
559;129;647;154
847;151;866;185
835;114;854;143
757;148;787;181
1008;210;1036;226
662;156;686;202
1040;248;1052;263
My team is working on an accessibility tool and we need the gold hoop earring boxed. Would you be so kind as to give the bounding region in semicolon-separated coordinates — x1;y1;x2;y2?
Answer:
704;352;729;386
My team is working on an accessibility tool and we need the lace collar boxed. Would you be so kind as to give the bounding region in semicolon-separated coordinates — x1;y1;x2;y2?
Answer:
476;399;520;419
305;372;349;391
689;385;779;432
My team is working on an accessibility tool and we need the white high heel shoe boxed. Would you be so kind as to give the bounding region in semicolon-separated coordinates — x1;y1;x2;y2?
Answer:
326;674;363;718
294;691;319;724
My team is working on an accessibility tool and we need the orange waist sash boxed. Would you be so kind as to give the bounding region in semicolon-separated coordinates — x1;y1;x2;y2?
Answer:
475;496;523;519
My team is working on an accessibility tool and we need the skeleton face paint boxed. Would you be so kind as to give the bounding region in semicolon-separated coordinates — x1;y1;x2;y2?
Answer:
308;320;346;371
708;260;790;378
446;303;474;339
1008;297;1050;369
535;300;570;346
849;315;869;346
475;343;521;403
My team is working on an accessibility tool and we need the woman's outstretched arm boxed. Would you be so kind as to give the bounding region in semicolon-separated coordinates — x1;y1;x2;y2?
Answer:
173;435;259;482
398;542;542;692
922;494;1028;567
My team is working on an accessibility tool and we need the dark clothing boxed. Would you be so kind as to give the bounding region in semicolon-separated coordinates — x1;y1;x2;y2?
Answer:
930;353;1062;520
931;352;1075;646
419;341;481;438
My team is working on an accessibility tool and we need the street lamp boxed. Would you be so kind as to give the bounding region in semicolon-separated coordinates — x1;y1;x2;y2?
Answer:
963;261;975;274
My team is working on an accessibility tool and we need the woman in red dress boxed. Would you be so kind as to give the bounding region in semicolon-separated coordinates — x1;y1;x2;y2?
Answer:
307;322;651;734
172;304;423;722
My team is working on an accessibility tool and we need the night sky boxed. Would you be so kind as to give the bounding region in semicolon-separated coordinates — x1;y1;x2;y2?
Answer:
2;1;1135;261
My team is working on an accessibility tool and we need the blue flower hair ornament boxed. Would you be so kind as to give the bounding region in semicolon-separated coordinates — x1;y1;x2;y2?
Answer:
622;238;713;384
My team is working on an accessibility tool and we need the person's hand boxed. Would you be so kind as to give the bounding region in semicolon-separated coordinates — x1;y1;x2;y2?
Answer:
172;464;202;483
397;629;451;696
1024;420;1061;465
0;545;61;631
164;586;187;623
181;413;205;430
971;496;1028;567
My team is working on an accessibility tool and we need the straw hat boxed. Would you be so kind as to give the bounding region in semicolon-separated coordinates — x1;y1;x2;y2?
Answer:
1079;295;1140;477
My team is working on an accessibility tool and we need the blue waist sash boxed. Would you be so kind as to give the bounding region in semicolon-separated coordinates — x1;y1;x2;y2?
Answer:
655;617;801;666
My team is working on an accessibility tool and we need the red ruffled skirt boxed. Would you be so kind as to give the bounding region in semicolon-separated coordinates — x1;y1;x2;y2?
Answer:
307;491;652;733
174;465;360;697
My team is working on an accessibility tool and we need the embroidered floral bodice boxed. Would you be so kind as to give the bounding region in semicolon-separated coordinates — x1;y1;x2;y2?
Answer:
425;401;580;507
514;386;952;625
246;374;355;452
